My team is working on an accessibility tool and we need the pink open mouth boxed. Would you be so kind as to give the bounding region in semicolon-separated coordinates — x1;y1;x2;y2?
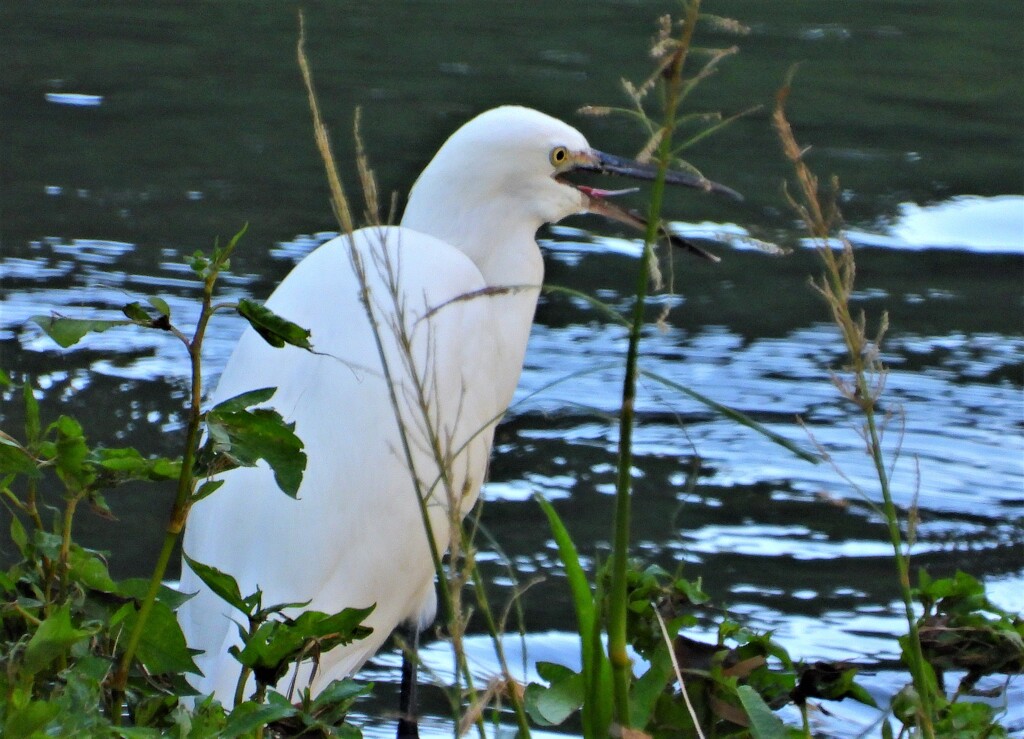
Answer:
575;185;641;200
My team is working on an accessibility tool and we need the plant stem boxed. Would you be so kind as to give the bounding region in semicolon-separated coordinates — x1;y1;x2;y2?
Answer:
109;257;219;721
25;478;45;533
468;553;531;737
56;494;81;602
607;1;699;726
864;403;936;737
774;84;937;739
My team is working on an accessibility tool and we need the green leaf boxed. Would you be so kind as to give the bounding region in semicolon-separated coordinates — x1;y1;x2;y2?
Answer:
642;369;821;464
630;645;675;728
736;685;789;739
10;515;29;556
181;553;251;615
67;545;118;593
50;415;95;493
234;607;373;687
0;432;40;477
94;447;181;482
881;718;895;739
0;368;10;388
534;493;613;738
32;530;63;560
147;296;171;317
675;576;710;605
122;302;152;322
190;251;210;275
209;387;277;414
192;478;225;503
220;223;249;261
525;667;584;726
237;298;313;350
203;397;306;498
937;571;984;600
3;698;60;739
221;694;298;739
535;661;576;684
305;677;373;714
23;603;94;676
118;577;193;611
534;496;596;645
31;315;132;348
23;381;41;444
116;599;199;675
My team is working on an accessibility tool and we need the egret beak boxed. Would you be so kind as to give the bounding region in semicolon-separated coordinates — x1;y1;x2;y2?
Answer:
577;149;743;201
565;149;739;262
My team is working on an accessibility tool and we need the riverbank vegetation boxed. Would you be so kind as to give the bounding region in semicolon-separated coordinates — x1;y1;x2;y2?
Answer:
1;3;1020;737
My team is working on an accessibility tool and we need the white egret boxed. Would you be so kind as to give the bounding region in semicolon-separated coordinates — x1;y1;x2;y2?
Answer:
177;106;734;708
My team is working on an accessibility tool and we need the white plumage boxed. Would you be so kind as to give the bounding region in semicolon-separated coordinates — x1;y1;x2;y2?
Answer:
178;107;591;701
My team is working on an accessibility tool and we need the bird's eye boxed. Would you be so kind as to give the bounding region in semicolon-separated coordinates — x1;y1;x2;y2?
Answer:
549;146;569;167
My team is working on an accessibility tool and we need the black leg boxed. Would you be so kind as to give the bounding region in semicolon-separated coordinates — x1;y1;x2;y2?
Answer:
396;623;420;739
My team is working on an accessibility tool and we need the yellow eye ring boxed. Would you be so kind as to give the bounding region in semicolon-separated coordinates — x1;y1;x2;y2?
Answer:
549;146;569;167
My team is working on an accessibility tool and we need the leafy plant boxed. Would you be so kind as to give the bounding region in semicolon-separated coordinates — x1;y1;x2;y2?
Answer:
0;228;371;736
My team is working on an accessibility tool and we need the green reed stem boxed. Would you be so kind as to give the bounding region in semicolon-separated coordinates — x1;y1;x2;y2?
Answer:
608;0;700;726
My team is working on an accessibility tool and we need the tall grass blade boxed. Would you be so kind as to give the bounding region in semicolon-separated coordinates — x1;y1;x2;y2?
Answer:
641;369;820;463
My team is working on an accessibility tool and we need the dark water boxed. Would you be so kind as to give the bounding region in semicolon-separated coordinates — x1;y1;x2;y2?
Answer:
2;2;1022;735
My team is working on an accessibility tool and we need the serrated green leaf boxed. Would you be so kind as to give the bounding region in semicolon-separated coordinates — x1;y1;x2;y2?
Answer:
118;577;193;611
94;447;181;482
67;545;118;593
51;415;94;492
116;599;198;675
306;677;372;712
237;298;313;351
234;607;373;686
181;554;250;615
31;315;132;348
23;604;94;676
209;387;277;415
203;403;306;497
221;694;297;739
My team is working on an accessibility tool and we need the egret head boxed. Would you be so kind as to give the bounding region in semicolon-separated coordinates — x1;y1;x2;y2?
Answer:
405;106;592;230
402;106;738;278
